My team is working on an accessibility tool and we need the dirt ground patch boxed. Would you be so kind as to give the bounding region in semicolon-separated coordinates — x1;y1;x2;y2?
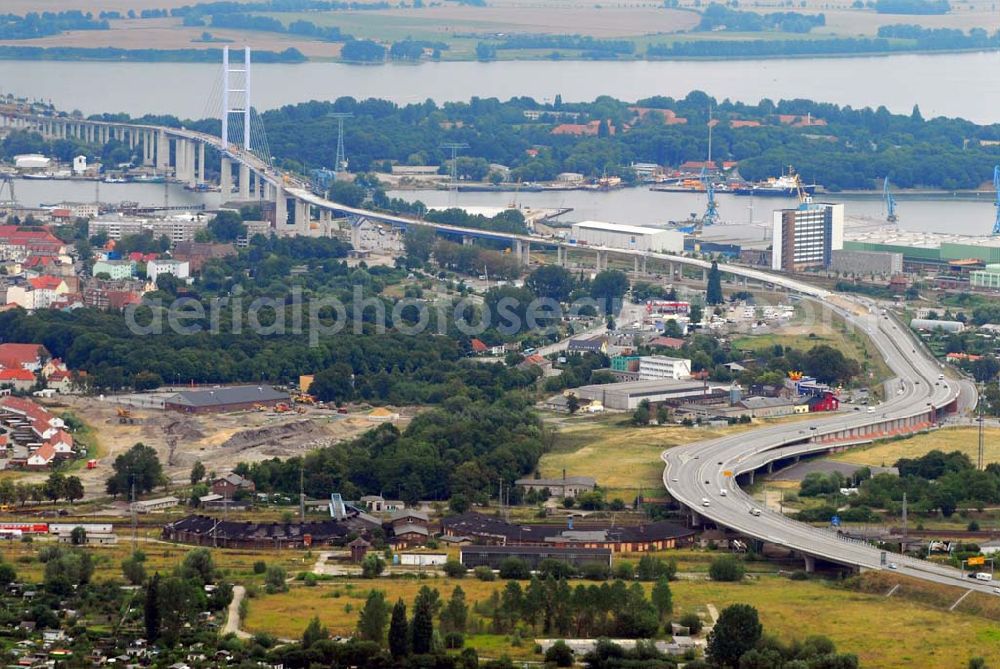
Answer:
30;396;412;495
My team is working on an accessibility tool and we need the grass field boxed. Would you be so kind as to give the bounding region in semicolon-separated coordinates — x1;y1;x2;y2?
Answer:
1;533;312;584
829;427;1000;469
242;572;1000;668
537;413;754;500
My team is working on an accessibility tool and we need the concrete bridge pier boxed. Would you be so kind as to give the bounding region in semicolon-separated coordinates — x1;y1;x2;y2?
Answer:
184;140;197;187
156;131;169;172
642;254;648;274
220;157;232;196
239;163;251;200
318;209;334;235
142;132;153;167
197;143;206;185
273;187;287;227
293;198;308;232
803;555;816;573
596;250;607;271
556;246;565;266
462;235;473;246
521;241;531;265
172;139;184;181
350;216;365;249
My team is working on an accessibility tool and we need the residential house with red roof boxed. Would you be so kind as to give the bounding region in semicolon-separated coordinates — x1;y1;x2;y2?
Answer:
629;107;688;125
41;358;67;379
26;442;56;468
0;368;36;392
0;226;66;262
0;343;49;372
47;430;75;458
777;114;827;127
26;275;69;309
46;370;74;394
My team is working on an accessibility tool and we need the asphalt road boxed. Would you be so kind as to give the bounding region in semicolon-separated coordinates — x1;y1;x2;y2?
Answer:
663;292;996;595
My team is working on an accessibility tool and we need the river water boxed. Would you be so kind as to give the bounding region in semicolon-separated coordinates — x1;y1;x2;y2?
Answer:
0;51;998;122
11;178;994;238
5;51;999;235
387;188;998;238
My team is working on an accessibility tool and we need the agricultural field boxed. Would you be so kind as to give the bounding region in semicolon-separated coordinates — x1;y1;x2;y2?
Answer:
1;0;997;61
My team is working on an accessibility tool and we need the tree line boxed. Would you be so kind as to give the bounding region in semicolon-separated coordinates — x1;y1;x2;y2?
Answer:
0;45;306;62
0;11;108;40
235;394;544;503
243;92;1000;191
839;449;1000;518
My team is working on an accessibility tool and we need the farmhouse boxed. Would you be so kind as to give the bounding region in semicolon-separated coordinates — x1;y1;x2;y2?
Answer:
211;473;256;498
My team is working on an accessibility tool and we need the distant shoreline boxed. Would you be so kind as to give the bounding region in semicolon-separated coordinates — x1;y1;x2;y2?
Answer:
0;44;995;64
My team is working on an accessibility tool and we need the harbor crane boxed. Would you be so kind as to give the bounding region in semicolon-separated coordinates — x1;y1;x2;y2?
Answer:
699;104;720;228
703;179;720;228
883;176;898;223
993;165;1000;236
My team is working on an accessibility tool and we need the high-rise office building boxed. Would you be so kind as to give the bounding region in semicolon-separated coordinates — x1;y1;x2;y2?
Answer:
770;202;844;272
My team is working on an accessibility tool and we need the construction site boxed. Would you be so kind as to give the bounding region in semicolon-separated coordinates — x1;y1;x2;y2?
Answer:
39;394;414;497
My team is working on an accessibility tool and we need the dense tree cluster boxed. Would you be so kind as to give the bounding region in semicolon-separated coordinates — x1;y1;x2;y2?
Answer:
241;93;1000;191
341;39;388;62
236;394;544;502
697;4;826;33
0;11;108;39
843;449;1000;517
673;335;862;387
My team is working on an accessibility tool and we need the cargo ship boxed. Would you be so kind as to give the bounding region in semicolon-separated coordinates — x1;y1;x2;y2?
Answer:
733;169;817;197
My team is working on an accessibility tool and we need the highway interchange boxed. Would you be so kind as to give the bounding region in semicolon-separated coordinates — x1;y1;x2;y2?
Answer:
663;286;995;595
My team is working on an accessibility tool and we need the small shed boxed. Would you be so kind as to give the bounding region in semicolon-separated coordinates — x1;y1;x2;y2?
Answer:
348;536;371;563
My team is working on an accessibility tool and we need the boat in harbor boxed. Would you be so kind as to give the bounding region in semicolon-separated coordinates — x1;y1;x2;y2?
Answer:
733;168;818;197
133;174;165;184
